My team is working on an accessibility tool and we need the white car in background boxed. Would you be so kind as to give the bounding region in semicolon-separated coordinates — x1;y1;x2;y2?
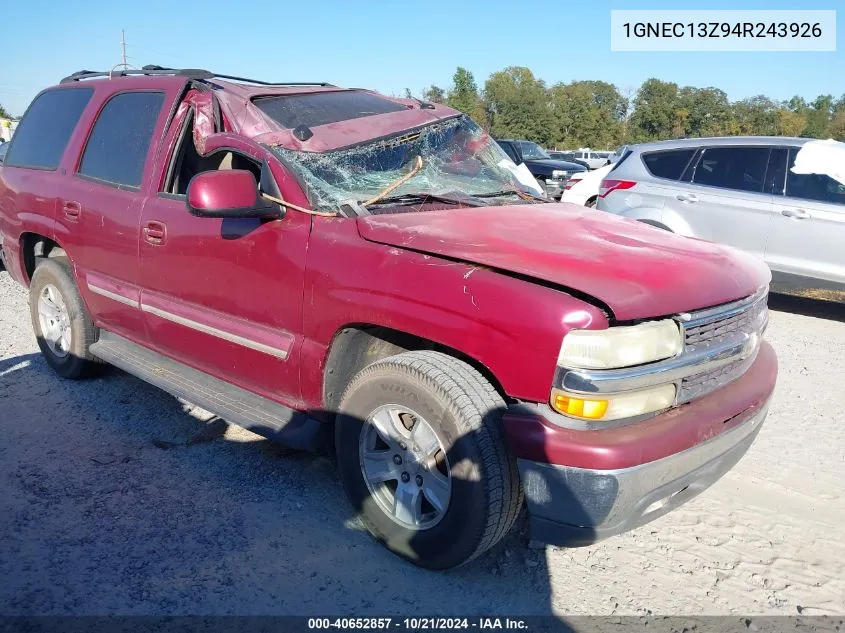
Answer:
560;164;613;207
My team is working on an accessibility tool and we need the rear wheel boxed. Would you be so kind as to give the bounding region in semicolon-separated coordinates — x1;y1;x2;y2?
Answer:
29;258;101;379
585;196;597;208
335;351;523;569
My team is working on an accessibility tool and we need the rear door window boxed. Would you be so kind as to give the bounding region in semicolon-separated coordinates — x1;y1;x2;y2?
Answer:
691;146;770;193
641;148;696;181
4;88;93;170
78;91;165;188
764;148;789;195
785;147;845;207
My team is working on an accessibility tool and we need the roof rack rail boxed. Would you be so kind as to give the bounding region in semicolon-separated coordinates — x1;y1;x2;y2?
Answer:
60;65;333;87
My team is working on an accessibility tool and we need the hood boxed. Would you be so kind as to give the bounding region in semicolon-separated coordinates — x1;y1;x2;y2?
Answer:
356;204;770;321
523;158;586;175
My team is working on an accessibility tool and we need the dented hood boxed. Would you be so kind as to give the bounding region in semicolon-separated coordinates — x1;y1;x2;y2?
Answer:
356;204;770;321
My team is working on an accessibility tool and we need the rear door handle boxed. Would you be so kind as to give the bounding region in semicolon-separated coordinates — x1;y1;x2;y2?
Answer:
676;193;698;203
781;208;811;219
62;201;81;221
143;221;167;245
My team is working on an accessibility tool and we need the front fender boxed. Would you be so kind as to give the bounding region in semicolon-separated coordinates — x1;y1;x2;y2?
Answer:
299;218;609;408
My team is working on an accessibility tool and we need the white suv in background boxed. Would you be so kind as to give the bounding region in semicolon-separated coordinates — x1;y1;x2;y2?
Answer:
572;148;611;170
596;137;845;297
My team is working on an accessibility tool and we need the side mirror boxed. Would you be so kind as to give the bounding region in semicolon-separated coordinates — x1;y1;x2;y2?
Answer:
186;169;280;219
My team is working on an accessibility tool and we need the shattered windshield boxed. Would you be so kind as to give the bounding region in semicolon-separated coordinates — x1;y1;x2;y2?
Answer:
271;116;543;212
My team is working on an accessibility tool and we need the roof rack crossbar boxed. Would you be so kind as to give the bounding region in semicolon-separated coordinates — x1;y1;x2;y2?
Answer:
60;66;333;87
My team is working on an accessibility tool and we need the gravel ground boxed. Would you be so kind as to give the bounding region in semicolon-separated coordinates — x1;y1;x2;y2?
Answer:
1;269;844;616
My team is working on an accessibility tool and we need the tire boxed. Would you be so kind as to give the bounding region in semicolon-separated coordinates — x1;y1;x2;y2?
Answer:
585;196;597;208
335;351;523;569
29;257;101;379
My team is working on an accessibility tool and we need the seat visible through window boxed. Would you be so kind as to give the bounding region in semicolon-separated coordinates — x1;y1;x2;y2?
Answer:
166;111;261;195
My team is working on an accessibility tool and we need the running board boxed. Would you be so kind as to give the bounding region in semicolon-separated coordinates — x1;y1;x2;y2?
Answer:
90;331;327;453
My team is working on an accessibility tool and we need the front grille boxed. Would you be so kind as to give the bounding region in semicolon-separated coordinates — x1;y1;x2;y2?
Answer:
678;357;751;403
675;289;769;402
683;292;768;351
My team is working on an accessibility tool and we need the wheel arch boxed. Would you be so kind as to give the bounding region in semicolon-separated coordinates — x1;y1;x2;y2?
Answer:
19;232;68;283
637;219;674;232
322;324;508;413
617;205;693;237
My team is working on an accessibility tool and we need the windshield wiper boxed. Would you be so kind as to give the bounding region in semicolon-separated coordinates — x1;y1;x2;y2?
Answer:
366;192;483;208
470;189;547;202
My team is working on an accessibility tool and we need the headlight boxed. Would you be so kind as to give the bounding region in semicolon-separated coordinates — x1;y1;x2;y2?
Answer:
552;170;568;179
558;320;682;370
551;384;676;421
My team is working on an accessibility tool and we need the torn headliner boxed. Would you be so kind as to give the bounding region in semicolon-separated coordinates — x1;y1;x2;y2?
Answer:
209;80;459;153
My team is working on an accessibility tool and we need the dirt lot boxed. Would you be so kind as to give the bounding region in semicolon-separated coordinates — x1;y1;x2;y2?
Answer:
1;269;844;616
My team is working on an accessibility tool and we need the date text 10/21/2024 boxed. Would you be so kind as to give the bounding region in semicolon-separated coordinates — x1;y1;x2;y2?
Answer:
307;618;529;630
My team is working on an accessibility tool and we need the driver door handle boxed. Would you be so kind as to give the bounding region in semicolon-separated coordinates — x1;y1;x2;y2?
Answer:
781;208;811;219
676;193;698;203
143;221;167;245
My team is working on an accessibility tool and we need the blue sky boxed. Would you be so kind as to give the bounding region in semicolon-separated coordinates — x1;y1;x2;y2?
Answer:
0;0;842;116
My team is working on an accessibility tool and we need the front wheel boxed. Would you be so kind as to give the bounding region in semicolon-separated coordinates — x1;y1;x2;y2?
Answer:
335;351;523;569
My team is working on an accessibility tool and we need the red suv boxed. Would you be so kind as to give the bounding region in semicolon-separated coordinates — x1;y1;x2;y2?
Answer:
0;67;777;569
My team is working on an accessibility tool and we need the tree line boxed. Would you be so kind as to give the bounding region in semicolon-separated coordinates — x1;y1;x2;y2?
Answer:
416;67;845;150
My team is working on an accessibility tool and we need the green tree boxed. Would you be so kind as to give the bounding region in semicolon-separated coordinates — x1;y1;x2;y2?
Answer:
629;79;680;141
422;85;446;104
446;67;484;120
828;112;845;141
775;109;807;136
787;95;808;113
678;87;731;137
804;106;831;137
550;80;626;149
731;96;778;135
812;94;834;114
483;67;555;145
0;103;11;119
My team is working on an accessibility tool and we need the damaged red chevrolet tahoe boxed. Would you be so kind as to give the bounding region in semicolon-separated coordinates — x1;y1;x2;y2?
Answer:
0;68;777;569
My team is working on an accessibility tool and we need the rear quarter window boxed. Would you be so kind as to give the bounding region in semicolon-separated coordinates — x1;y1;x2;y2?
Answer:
641;148;696;180
609;149;633;172
4;88;93;170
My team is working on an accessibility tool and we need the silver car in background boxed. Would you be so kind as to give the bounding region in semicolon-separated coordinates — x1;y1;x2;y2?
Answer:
596;137;845;297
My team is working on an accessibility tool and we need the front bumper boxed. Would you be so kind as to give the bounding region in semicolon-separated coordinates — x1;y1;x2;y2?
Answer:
541;180;565;199
519;400;768;546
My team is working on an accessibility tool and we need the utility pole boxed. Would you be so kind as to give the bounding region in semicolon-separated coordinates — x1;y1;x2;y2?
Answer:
121;29;128;68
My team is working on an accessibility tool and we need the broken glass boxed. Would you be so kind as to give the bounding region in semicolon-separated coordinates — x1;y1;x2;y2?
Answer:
270;116;543;213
